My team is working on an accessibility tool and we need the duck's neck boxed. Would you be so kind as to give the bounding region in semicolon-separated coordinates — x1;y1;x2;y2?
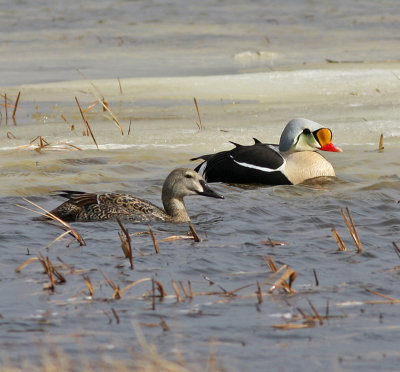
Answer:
162;196;191;222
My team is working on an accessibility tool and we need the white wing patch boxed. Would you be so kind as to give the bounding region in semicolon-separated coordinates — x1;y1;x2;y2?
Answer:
230;153;286;173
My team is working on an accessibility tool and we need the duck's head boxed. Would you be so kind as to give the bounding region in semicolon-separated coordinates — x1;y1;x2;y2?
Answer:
279;118;342;153
162;168;224;200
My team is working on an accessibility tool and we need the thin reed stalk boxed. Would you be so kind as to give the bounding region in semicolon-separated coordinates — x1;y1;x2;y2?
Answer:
340;207;363;253
193;97;204;130
12;91;21;119
379;133;384;152
116;217;133;269
75;96;99;150
148;224;160;253
331;227;347;251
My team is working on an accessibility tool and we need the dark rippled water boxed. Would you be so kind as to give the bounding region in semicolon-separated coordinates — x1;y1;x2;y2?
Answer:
1;145;400;371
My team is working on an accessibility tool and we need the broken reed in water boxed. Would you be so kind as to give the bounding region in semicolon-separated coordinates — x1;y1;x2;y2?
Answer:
331;207;362;253
116;217;134;270
16;197;85;246
379;133;384;152
193;97;204;130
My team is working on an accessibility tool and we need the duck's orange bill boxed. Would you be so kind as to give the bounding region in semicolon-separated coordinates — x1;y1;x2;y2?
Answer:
315;128;343;152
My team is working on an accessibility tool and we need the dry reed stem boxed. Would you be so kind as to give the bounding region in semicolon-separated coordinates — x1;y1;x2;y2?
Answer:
171;279;182;302
188;280;194;299
379;134;384;152
260;238;287;246
264;255;278;272
271;323;315;330
392;242;400;260
331;227;347;251
99;270;121;299
118;77;123;93
57;257;76;274
17;198;85;246
7;131;16;139
268;265;297;294
15;257;41;273
61;114;75;131
111;308;120;324
44;230;75;250
366;289;400;302
179;281;189;298
120;277;166;297
312;268;319;286
116;217;133;270
256;281;263;305
75;96;99;150
4;93;8;122
16;135;82;152
188;222;201;242
193;97;204;130
340;207;363;252
12;91;21;119
158;235;195;242
84;275;95;297
148;224;160;253
128;119;132;135
307;299;323;325
96;99;124;135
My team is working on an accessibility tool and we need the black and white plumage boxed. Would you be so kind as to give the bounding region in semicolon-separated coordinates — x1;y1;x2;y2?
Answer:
39;168;224;223
192;118;342;185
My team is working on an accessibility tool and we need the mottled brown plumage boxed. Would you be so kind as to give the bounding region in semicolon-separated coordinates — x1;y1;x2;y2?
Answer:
42;168;224;223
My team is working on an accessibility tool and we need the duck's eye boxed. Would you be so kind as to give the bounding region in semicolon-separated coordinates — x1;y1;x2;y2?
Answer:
185;174;193;179
302;128;311;135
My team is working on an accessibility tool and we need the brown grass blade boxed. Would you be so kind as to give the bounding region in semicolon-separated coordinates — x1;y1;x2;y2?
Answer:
366;288;400;302
100;270;121;299
271;323;315;330
84;275;95;297
119;277;166;298
331;227;347;251
116;217;133;269
4;93;8;122
193;97;204;130
148;224;160;254
97;99;124;135
171;279;182;302
75;96;99;150
264;255;278;272
17;198;85;246
188;280;194;299
15;257;41;273
260;238;287;246
269;266;297;294
118;77;123;94
12;91;21;119
392;242;400;260
188;221;201;242
340;207;362;252
256;281;263;305
179;281;189;298
307;299;323;325
379;133;384;152
158;235;195;242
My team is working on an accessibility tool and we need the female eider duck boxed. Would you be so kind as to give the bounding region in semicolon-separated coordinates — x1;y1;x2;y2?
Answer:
42;168;224;223
191;118;342;185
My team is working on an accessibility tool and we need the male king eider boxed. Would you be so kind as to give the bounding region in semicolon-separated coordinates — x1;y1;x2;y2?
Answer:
38;169;224;222
191;118;342;185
